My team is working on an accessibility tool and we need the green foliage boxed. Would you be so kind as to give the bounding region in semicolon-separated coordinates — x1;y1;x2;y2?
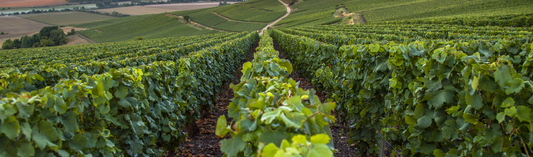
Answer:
0;32;238;70
270;24;533;156
2;39;13;50
216;0;286;22
67;29;76;35
380;13;533;27
215;34;335;156
76;14;219;42
133;36;145;40
214;21;268;32
0;32;259;156
11;39;21;49
259;134;333;157
183;15;191;23
276;0;533;28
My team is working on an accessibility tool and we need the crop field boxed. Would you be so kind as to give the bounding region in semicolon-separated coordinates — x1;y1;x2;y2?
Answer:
215;0;285;22
1;0;533;156
276;0;533;27
214;21;267;32
95;6;177;16
0;16;51;39
19;11;116;25
76;14;219;42
93;2;227;16
0;31;259;157
0;0;67;7
145;2;232;10
63;34;92;46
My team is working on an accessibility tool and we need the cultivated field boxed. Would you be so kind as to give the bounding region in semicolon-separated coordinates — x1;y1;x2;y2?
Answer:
76;14;219;42
0;16;51;39
0;25;88;49
145;2;235;10
95;6;178;16
0;0;67;7
95;2;234;16
64;34;93;46
19;12;116;25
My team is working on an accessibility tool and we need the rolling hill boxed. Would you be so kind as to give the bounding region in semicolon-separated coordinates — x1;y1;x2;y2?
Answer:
73;0;533;43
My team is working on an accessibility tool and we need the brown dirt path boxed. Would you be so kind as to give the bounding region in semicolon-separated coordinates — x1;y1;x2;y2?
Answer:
259;0;291;35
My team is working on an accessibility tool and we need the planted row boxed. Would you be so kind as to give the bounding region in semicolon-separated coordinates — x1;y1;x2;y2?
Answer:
0;32;259;157
0;32;249;95
0;32;235;69
215;32;336;156
271;29;533;156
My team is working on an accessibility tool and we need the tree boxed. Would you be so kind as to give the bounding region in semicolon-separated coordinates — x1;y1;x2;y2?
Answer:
103;0;112;6
2;39;13;49
96;2;105;8
12;39;21;49
50;29;68;45
183;15;191;23
39;26;60;39
21;35;33;48
39;39;54;47
67;29;76;35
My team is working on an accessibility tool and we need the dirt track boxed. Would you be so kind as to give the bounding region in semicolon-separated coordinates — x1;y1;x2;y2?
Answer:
259;0;291;35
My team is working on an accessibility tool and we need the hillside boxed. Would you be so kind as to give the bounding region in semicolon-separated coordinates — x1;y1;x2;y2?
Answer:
74;0;286;42
277;0;533;27
71;0;533;43
74;14;219;42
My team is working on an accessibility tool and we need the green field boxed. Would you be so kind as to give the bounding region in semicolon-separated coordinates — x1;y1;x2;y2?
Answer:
19;11;115;25
216;0;286;22
75;14;219;42
214;21;267;32
276;0;533;27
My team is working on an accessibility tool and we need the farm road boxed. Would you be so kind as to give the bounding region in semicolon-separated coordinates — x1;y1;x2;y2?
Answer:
259;0;291;35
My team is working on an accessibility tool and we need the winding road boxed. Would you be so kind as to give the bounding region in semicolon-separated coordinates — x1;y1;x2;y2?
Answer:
259;0;291;35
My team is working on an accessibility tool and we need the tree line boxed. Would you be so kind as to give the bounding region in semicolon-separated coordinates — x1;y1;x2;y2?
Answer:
2;26;71;50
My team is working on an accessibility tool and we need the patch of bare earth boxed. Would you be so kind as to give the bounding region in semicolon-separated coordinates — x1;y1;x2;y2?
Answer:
64;34;92;46
0;16;51;39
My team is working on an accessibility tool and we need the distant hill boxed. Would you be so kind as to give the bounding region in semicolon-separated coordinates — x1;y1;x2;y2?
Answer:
277;0;533;28
75;0;533;43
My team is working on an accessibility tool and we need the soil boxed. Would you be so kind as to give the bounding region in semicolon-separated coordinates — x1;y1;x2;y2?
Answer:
64;34;92;46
